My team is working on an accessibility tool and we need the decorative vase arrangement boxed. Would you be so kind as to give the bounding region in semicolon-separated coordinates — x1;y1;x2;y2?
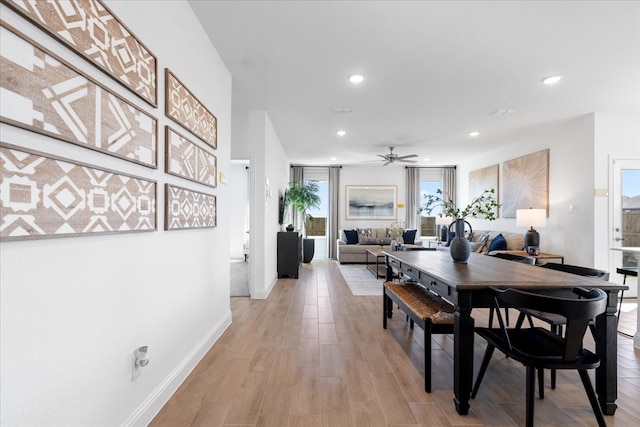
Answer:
449;218;472;263
419;188;500;264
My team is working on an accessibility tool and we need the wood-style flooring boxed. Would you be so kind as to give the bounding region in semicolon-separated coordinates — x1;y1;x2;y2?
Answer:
150;260;640;426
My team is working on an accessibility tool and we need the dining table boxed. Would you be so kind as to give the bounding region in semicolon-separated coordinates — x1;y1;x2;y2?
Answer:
384;249;628;416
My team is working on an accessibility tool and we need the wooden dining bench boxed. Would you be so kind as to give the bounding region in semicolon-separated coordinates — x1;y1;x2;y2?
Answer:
383;281;455;392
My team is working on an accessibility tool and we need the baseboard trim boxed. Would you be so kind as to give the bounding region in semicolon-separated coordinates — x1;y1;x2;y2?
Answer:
122;310;232;427
252;277;277;299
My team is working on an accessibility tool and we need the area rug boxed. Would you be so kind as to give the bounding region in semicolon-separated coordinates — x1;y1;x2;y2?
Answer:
336;262;384;296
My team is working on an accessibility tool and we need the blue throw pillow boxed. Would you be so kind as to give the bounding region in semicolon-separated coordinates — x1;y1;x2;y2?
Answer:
488;233;508;252
446;231;456;247
403;229;417;244
344;229;358;244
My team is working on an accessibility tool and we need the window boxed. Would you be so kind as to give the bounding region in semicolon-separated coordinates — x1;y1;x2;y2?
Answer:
304;168;329;259
419;169;443;237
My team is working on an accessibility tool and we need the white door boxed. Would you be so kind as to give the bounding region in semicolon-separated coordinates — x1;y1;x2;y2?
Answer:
611;159;640;297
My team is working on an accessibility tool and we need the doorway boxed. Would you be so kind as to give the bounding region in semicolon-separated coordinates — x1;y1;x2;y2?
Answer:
230;160;250;296
611;159;640;297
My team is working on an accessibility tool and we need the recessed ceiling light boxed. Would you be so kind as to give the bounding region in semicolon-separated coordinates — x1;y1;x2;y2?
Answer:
541;74;562;85
349;74;364;84
330;157;337;161
336;130;346;136
424;158;430;162
469;131;480;137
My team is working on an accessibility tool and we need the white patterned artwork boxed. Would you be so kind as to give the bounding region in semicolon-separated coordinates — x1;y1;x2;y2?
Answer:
165;184;216;230
4;0;158;106
0;24;157;167
1;144;157;240
165;127;217;187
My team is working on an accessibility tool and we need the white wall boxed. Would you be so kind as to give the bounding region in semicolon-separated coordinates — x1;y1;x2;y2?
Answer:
457;113;640;270
338;164;408;231
0;2;232;426
245;111;289;298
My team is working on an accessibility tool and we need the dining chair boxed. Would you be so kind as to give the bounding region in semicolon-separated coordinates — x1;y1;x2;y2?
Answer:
514;262;609;389
472;287;608;427
488;253;536;327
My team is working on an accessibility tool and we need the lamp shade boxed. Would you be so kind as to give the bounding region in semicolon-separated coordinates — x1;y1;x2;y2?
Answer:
516;209;547;228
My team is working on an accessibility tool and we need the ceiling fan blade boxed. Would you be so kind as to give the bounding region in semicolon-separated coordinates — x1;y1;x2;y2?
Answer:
377;154;388;159
382;161;390;166
396;154;418;159
397;159;418;163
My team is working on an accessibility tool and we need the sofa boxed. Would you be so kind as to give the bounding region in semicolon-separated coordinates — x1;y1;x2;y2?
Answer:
337;227;420;263
461;229;525;255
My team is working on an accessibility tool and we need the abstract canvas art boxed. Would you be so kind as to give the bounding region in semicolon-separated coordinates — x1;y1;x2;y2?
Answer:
502;149;549;218
0;144;157;241
0;24;157;168
3;0;158;106
346;185;397;220
469;164;499;218
165;127;217;187
165;184;216;230
165;69;217;149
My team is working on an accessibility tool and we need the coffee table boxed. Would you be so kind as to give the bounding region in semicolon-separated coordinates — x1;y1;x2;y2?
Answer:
365;247;386;278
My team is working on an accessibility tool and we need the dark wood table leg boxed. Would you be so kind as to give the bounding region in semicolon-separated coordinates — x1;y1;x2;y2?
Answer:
453;292;474;415
385;258;393;318
594;290;619;415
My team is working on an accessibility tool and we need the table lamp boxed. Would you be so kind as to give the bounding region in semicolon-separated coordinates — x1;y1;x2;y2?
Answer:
516;208;546;254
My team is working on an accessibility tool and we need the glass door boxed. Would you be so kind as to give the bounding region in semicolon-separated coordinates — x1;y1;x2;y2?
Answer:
611;159;640;296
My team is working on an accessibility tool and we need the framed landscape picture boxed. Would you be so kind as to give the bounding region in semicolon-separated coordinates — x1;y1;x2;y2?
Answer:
346;185;397;220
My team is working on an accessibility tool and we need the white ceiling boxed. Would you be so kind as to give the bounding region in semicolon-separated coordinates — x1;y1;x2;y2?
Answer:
189;1;640;166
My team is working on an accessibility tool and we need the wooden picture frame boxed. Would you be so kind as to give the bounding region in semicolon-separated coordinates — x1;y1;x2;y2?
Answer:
0;23;158;168
469;164;499;218
165;184;216;230
165;127;217;187
165;69;217;149
346;185;397;220
0;143;157;241
502;149;549;218
2;0;158;106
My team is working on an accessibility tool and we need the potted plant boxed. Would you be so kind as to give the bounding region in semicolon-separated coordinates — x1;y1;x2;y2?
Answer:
419;188;500;263
286;180;321;262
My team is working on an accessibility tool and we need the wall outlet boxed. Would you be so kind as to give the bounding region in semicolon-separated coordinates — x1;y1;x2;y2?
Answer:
569;204;579;213
132;357;142;381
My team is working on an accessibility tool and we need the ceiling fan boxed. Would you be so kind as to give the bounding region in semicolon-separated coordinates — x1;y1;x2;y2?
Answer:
375;146;419;166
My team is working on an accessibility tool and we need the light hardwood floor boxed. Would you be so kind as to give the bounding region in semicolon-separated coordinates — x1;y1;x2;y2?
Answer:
150;260;640;426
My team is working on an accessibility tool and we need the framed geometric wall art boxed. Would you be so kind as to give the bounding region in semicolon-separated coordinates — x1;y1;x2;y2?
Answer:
469;164;499;218
2;0;158;106
165;127;217;187
346;185;397;220
165;69;217;149
0;143;157;241
165;184;216;230
501;149;549;218
0;23;158;168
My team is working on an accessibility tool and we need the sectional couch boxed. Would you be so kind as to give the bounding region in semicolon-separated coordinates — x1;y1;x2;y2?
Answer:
336;227;524;264
337;227;420;263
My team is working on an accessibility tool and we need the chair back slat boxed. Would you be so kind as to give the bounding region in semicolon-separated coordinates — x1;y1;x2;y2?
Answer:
541;263;609;281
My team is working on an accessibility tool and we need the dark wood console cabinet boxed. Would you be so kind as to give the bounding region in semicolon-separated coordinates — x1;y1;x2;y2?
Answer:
277;231;302;278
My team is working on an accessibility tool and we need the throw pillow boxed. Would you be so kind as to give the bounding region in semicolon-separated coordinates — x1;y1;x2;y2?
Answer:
357;228;373;239
402;229;417;244
344;229;358;244
488;233;508;252
475;232;491;253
